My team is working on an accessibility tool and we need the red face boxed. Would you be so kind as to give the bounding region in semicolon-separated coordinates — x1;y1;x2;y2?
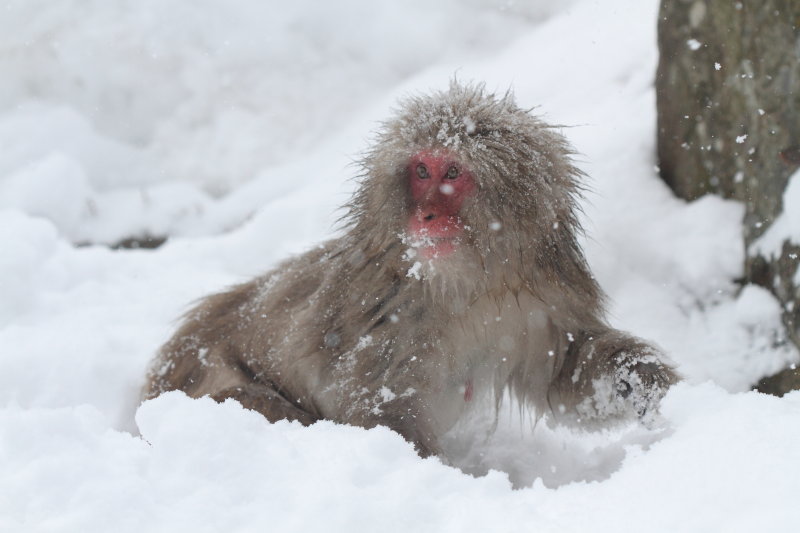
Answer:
406;150;476;258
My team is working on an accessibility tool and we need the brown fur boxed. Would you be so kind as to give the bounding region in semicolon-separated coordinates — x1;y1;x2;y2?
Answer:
144;82;678;458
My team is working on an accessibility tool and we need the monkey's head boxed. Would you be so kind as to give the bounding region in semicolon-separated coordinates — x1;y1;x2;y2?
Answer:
348;81;586;296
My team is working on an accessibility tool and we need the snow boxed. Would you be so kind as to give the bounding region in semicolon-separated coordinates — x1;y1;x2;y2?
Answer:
1;0;798;531
752;168;800;258
3;387;800;532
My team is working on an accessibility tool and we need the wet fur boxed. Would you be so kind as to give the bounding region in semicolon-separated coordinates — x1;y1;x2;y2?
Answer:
144;82;678;457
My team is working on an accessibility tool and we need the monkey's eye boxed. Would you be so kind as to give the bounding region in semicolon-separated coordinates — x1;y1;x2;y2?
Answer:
445;166;460;180
416;163;430;179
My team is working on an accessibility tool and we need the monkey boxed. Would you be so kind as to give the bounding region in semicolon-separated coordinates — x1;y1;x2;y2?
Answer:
143;82;679;459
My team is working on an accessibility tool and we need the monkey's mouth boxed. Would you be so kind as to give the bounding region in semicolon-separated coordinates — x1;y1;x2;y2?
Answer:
406;232;461;259
406;212;464;259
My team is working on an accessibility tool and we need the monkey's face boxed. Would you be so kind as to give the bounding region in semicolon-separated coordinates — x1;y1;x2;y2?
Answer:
405;149;475;259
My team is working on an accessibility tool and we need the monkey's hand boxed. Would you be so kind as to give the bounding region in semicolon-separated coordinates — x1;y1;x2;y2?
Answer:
611;350;678;423
573;340;679;426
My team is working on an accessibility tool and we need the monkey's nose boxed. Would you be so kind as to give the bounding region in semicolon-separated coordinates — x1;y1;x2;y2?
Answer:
423;213;436;221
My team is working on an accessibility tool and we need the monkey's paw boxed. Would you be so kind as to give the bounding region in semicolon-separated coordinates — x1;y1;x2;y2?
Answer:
615;353;679;422
578;349;678;425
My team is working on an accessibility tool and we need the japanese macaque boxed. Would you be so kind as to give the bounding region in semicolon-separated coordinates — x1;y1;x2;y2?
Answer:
144;82;678;458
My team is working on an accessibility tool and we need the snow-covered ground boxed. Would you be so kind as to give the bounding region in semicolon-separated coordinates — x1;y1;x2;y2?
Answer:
1;1;799;531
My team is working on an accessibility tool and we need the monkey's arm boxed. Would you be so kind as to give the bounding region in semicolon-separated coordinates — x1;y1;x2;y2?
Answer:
347;367;447;457
547;331;679;424
210;383;319;425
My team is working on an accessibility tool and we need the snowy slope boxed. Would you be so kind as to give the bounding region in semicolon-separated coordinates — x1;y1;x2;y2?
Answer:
1;1;798;531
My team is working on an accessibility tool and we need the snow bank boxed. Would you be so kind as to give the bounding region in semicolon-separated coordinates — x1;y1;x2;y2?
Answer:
2;386;799;533
1;0;798;531
752;168;800;259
